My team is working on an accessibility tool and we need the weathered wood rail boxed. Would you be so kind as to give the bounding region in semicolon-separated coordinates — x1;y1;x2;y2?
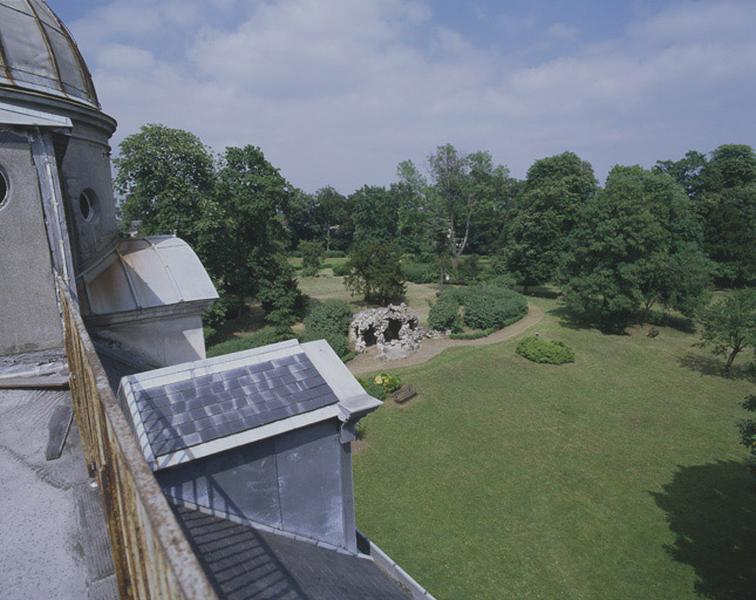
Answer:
60;283;219;600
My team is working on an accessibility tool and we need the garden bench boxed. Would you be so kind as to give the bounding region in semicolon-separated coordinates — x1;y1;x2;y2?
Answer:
392;385;417;404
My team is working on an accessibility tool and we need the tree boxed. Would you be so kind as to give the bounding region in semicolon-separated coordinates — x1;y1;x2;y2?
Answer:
213;145;302;323
350;185;399;244
654;150;707;197
696;145;756;286
562;166;709;331
697;288;756;375
344;241;406;304
115;124;216;247
505;152;597;291
427;144;475;272
300;240;324;276
393;160;441;256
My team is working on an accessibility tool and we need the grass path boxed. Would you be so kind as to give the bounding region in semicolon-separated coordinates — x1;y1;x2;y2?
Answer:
347;303;545;376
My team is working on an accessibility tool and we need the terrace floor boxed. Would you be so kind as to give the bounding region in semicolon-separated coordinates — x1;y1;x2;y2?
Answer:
0;388;117;600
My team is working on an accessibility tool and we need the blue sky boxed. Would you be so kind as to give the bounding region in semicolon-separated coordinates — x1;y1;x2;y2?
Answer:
49;0;756;192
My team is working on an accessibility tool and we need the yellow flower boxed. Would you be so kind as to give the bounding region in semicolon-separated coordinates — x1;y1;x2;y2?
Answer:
374;375;383;385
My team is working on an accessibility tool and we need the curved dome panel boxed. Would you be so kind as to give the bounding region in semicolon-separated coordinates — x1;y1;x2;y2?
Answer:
0;0;98;108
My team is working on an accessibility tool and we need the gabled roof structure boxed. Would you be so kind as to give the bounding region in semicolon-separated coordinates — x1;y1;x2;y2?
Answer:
118;339;381;470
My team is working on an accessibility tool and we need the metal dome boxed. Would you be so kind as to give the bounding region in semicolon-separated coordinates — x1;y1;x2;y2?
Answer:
0;0;98;108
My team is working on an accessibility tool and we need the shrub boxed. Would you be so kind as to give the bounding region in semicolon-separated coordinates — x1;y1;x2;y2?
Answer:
325;250;346;258
373;372;402;394
402;260;437;284
332;263;351;277
516;336;575;365
300;240;324;276
359;377;386;401
302;299;353;358
428;298;463;332
344;241;406;304
358;372;401;400
207;327;296;358
463;285;527;330
428;284;527;332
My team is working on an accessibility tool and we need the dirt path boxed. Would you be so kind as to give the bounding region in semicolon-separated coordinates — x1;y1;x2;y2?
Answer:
347;303;545;376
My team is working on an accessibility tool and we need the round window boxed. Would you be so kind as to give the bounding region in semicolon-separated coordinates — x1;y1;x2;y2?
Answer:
79;189;96;222
0;169;8;209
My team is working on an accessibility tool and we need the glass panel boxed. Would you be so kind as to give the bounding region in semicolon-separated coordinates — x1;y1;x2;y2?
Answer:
43;24;88;100
0;5;59;90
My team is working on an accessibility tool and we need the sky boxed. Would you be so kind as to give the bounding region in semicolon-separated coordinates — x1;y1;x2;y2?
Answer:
50;0;756;193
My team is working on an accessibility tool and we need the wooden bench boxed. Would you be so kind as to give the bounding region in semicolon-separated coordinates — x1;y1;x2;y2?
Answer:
392;385;417;404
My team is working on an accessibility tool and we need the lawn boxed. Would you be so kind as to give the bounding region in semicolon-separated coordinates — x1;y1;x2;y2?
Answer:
297;260;439;324
352;296;756;600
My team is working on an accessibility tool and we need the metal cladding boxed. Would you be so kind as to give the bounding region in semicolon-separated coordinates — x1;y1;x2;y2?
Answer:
0;0;98;108
80;236;219;321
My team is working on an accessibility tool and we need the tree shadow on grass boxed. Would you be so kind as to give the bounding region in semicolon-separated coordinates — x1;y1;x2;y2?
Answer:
677;353;756;384
550;306;632;335
651;461;756;600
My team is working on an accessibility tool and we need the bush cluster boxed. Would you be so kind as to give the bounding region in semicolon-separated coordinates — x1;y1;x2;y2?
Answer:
402;260;437;284
324;250;346;258
301;299;353;358
428;285;527;332
358;372;402;400
516;336;575;365
428;299;463;331
206;327;296;358
332;263;351;277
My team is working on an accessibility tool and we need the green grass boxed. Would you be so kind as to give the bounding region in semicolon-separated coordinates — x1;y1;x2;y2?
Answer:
297;268;439;324
353;297;755;600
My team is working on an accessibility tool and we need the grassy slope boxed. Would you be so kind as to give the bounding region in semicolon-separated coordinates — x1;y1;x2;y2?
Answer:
353;297;755;600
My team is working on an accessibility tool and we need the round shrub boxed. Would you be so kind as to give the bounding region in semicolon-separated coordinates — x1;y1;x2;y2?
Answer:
516;336;575;365
463;285;527;330
358;377;386;401
428;284;527;332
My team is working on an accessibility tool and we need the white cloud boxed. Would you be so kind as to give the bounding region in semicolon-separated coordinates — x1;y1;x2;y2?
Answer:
68;0;756;192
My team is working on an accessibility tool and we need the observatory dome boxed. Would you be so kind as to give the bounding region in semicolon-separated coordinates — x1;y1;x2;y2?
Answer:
0;0;99;108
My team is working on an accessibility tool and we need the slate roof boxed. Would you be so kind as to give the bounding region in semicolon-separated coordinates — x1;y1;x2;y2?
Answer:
173;504;411;600
125;352;338;458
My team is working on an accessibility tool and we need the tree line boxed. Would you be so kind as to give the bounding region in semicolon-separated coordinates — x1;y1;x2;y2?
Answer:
116;124;755;339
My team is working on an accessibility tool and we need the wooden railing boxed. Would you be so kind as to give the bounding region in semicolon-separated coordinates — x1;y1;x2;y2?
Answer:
60;283;219;600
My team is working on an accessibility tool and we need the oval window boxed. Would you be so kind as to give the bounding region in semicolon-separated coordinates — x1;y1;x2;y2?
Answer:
79;189;96;222
0;169;8;209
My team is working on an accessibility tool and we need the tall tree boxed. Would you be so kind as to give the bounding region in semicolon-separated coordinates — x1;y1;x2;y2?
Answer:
505;152;597;291
393;160;440;256
562;166;710;331
213;145;302;324
350;185;399;244
115;124;216;247
696;145;756;286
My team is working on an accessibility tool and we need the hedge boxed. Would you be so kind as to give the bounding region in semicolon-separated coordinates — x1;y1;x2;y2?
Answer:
402;260;437;284
428;284;527;332
516;336;575;365
206;327;296;358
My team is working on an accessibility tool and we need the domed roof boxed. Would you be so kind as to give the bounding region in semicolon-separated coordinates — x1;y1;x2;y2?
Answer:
0;0;98;108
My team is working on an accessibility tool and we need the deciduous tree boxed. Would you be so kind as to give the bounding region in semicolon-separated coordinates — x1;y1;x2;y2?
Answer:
697;288;756;375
